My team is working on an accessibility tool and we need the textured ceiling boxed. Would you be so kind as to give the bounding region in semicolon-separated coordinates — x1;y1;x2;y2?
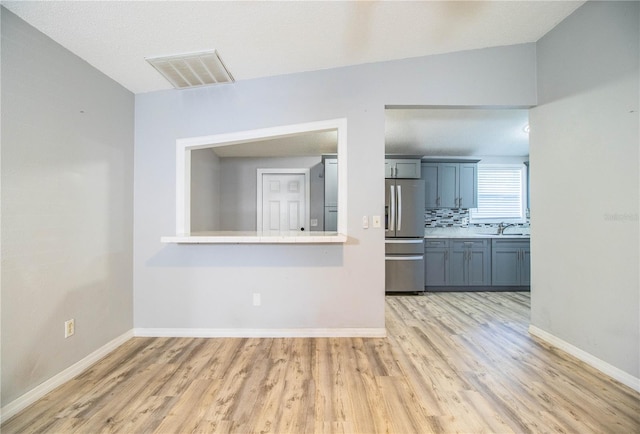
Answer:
2;1;584;94
3;1;580;157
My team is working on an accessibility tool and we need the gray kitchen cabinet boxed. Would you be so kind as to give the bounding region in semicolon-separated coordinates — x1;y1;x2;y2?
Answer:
422;160;478;209
323;157;338;231
421;163;439;209
324;206;337;232
424;239;449;286
458;163;477;209
492;239;530;286
324;157;338;207
449;239;491;286
439;163;459;208
385;158;421;179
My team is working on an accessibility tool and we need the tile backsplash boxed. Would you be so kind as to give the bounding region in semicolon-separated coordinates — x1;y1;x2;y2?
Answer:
425;209;530;229
425;209;469;227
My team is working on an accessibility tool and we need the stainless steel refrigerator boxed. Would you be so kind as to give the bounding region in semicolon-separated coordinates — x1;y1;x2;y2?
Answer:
385;178;425;293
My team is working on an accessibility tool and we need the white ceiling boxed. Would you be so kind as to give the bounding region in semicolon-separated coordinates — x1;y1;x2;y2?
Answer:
210;130;337;158
3;1;579;158
208;107;530;158
385;107;530;157
2;1;584;94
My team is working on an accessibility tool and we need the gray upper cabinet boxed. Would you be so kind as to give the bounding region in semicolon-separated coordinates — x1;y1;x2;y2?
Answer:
323;157;338;231
439;163;459;208
324;157;338;207
421;160;478;209
491;239;530;286
421;163;439;208
449;239;491;286
385;158;421;179
458;163;477;209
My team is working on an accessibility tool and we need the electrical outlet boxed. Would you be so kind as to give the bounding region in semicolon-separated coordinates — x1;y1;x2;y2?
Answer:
64;319;75;338
252;293;261;306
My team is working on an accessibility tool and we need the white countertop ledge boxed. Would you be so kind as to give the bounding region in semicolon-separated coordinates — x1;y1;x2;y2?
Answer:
161;231;348;244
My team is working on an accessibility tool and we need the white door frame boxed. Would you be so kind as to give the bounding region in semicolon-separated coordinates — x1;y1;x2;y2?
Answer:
256;168;310;232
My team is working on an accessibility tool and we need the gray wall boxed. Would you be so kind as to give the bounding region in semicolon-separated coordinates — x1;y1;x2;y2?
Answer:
190;149;220;232
531;1;639;378
1;9;134;406
134;43;536;331
219;156;324;231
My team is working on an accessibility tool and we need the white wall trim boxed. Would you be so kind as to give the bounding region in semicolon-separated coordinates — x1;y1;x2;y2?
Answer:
0;330;134;424
134;327;386;338
174;118;348;236
529;325;640;393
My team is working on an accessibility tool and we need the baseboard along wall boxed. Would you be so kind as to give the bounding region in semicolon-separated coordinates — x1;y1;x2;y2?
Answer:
529;325;640;393
0;330;134;424
4;325;637;424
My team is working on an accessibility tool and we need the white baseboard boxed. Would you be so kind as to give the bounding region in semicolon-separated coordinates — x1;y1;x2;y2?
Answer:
134;327;387;338
0;329;134;424
1;327;385;423
529;325;640;393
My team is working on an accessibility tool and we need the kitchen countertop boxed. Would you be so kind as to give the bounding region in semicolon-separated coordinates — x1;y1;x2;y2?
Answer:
424;227;530;239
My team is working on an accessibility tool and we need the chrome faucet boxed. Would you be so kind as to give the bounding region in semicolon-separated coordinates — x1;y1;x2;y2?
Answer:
497;222;516;235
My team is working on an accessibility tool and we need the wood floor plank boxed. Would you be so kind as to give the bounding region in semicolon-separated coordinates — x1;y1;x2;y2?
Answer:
3;292;639;433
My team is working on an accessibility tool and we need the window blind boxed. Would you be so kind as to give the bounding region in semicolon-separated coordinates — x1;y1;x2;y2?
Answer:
472;166;524;221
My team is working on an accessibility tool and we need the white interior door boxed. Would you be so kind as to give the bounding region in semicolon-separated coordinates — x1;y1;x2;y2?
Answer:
259;172;308;232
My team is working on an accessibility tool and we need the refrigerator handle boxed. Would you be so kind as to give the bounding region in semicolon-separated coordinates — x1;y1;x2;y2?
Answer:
389;184;396;232
397;185;402;232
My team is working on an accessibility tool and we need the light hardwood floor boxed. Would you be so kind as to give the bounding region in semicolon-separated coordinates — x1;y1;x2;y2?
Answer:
3;292;639;433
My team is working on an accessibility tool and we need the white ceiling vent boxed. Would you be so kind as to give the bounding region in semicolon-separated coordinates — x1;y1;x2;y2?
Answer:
146;50;234;89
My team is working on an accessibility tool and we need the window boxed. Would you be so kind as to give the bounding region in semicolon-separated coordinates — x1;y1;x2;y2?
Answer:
470;164;526;223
